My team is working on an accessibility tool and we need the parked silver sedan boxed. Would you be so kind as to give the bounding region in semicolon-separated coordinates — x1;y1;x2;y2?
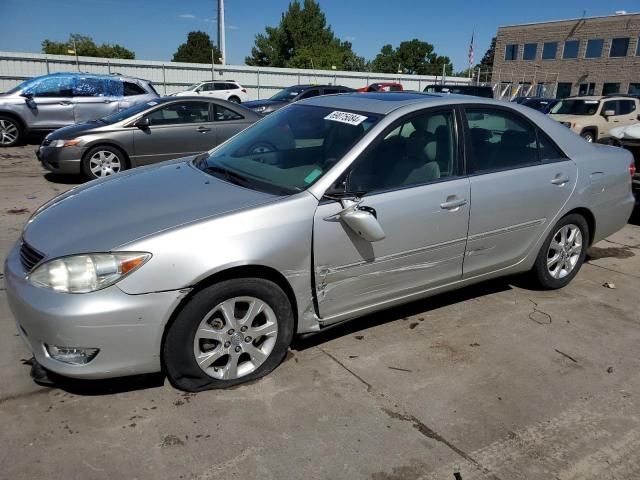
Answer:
4;92;634;391
37;97;260;179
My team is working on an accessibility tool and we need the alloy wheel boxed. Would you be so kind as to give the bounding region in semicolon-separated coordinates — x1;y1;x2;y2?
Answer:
89;150;122;177
546;223;583;279
193;296;278;380
0;119;18;146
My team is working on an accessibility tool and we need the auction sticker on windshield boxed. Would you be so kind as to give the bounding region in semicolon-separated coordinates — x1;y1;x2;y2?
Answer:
324;111;368;126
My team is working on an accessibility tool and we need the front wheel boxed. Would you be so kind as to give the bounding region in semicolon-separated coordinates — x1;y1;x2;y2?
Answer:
580;130;595;143
531;214;589;289
163;278;294;391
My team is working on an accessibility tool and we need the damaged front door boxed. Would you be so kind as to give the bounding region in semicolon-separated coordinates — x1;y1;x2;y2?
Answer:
312;108;470;322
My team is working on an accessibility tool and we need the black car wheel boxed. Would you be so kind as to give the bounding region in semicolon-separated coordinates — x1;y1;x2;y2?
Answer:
163;278;294;391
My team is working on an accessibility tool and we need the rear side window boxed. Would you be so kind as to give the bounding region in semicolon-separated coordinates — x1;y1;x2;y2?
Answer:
465;108;564;173
323;88;340;95
123;81;146;96
214;105;243;121
73;77;106;97
618;100;636;115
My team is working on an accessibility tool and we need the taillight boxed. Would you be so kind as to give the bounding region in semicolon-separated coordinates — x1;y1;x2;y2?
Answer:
631;161;637;178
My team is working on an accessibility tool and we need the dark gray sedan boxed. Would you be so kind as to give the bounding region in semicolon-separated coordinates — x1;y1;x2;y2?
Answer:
37;97;260;179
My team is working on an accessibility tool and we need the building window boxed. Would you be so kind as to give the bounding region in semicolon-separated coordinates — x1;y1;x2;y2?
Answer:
585;39;604;58
563;40;579;59
556;83;572;99
610;38;629;57
523;43;537;60
602;83;620;95
505;44;519;61
542;42;558;60
629;83;640;96
579;83;596;96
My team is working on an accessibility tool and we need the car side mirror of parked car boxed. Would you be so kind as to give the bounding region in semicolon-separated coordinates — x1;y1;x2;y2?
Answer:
134;117;150;129
323;181;385;243
603;109;616;118
21;92;37;109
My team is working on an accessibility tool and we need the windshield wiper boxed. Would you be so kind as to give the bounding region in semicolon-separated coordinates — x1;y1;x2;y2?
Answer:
203;165;253;188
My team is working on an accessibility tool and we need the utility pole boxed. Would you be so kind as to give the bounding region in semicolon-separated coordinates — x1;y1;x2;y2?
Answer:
217;0;226;64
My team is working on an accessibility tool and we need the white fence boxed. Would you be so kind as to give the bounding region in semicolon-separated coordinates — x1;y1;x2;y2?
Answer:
0;51;471;101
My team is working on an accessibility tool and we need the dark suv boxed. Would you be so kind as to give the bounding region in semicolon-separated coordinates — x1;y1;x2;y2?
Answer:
0;72;158;146
243;85;354;115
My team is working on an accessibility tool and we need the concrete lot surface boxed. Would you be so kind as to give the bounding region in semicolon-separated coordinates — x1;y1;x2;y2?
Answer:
1;145;640;480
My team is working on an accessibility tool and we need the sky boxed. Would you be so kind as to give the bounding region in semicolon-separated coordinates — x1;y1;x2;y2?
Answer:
1;0;639;71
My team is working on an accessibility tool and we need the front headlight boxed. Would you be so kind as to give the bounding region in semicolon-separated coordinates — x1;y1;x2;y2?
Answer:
28;252;151;293
50;138;81;148
252;106;267;113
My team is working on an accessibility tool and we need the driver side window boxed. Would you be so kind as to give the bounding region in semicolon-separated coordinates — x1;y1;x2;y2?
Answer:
26;76;74;97
348;109;457;193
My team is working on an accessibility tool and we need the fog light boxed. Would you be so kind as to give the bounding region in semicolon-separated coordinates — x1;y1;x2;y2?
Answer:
45;345;99;365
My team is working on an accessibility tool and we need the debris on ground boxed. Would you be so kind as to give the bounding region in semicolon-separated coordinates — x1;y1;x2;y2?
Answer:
469;342;480;347
602;282;616;289
607;366;614;374
354;335;364;340
387;366;412;373
6;208;29;215
409;322;419;329
555;348;578;363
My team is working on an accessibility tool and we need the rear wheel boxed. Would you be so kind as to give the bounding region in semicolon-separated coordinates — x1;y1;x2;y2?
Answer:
163;278;294;391
531;214;589;289
81;145;127;180
228;96;241;103
0;116;23;147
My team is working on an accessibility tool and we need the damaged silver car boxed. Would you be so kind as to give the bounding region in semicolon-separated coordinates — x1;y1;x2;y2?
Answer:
4;92;635;391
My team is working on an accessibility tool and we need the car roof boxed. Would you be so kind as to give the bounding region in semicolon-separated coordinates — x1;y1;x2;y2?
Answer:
32;71;150;83
301;92;506;115
566;96;602;100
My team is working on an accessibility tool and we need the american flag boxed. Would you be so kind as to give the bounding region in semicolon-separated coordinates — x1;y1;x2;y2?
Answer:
468;32;475;67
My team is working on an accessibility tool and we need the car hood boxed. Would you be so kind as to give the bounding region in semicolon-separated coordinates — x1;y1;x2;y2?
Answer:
23;158;280;258
45;121;105;140
549;114;591;123
243;99;288;110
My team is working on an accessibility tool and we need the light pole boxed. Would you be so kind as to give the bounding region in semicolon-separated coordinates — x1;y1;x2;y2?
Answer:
217;0;226;64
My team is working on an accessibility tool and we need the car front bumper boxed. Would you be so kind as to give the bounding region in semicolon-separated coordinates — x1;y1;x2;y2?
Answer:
4;241;187;379
36;145;82;175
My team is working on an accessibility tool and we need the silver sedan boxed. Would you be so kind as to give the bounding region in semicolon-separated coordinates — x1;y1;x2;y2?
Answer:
4;92;635;391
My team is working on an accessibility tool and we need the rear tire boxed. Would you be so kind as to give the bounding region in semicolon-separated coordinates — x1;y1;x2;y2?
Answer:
0;116;23;147
163;278;294;392
81;145;127;180
531;214;589;289
228;96;241;103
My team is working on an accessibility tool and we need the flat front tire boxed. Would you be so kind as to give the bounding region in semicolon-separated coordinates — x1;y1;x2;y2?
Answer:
531;214;589;289
163;278;294;391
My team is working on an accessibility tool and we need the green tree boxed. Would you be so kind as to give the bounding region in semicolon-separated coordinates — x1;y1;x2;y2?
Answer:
41;34;134;59
479;36;496;80
173;31;222;64
245;0;363;71
370;39;452;75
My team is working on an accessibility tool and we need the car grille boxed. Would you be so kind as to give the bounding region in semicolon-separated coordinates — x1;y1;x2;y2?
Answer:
20;242;45;272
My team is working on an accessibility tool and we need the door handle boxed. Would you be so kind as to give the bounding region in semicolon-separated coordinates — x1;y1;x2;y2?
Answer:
196;127;211;133
440;196;467;211
103;99;114;104
551;174;570;186
59;101;72;106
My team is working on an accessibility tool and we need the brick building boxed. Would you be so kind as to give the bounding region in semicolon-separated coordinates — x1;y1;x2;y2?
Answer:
492;12;640;99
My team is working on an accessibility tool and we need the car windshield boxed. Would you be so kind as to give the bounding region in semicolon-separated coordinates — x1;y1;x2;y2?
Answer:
269;86;307;102
195;104;380;195
99;101;159;124
551;99;600;115
185;83;201;91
